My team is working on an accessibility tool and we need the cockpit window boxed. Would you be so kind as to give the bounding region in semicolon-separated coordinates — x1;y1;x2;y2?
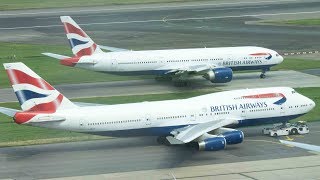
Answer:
292;91;296;94
276;54;279;57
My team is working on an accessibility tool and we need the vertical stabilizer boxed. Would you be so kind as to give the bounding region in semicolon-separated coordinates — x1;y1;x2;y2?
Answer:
4;62;77;112
60;16;102;57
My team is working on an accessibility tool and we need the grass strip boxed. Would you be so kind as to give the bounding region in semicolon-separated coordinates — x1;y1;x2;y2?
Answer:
0;0;207;11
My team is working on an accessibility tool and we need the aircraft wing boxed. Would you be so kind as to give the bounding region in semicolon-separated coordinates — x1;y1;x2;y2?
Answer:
158;64;216;75
167;118;239;144
98;45;129;52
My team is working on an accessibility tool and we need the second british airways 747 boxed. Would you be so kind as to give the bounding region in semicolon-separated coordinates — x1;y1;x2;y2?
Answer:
43;16;284;85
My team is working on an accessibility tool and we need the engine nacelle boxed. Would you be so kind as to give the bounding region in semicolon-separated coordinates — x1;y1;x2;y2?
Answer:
221;130;244;145
203;68;233;83
198;137;226;151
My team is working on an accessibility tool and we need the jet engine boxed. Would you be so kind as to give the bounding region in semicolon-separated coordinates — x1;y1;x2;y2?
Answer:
215;128;244;145
198;136;226;151
221;130;244;145
203;67;233;83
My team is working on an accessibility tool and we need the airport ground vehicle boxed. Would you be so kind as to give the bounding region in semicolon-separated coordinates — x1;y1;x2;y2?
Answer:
263;121;309;137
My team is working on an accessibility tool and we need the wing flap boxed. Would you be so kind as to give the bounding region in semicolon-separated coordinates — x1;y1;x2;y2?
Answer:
157;64;213;75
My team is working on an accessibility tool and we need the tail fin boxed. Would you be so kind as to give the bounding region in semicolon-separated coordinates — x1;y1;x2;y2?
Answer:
4;62;77;112
60;16;102;57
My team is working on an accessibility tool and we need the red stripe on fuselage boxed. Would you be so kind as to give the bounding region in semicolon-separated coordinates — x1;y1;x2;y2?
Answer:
6;69;54;90
63;22;86;37
243;93;284;99
250;53;269;56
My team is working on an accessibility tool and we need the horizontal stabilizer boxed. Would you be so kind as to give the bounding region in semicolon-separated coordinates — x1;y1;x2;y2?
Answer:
73;102;105;107
99;45;129;52
0;107;18;117
31;115;66;123
42;52;70;60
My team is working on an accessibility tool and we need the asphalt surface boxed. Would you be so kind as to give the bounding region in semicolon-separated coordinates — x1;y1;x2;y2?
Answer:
0;0;320;52
0;1;320;179
0;121;319;179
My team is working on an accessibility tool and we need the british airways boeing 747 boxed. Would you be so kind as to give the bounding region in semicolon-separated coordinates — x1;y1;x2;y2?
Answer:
0;63;314;151
43;16;284;86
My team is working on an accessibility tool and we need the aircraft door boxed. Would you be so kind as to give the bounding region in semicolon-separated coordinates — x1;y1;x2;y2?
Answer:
280;105;285;116
145;114;152;126
79;117;86;130
241;109;246;119
190;113;196;121
111;59;118;70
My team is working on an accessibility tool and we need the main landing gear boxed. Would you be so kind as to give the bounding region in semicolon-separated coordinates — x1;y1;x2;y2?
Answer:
260;68;269;79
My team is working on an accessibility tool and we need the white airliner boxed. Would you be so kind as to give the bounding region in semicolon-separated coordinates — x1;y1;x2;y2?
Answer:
43;16;284;86
0;63;314;151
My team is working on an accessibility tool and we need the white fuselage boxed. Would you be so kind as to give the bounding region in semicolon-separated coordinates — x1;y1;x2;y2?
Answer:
32;87;314;137
76;46;283;75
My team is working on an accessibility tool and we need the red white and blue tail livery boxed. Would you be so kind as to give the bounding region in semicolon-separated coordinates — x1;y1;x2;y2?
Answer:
3;63;76;124
0;63;315;151
61;16;102;57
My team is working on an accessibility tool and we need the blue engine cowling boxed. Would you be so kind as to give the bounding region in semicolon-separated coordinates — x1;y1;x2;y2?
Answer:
204;68;233;83
198;137;226;151
221;130;244;145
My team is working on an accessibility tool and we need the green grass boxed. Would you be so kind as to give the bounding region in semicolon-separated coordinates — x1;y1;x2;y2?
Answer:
0;87;318;147
294;87;320;122
0;0;202;11
270;19;320;26
273;58;320;71
0;42;150;88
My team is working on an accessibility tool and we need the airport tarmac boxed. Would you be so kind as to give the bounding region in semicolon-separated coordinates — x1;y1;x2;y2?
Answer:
0;121;319;179
0;0;319;52
1;70;319;103
0;1;320;179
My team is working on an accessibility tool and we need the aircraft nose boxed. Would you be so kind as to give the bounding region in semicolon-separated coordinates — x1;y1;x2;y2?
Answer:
309;99;316;109
278;55;284;64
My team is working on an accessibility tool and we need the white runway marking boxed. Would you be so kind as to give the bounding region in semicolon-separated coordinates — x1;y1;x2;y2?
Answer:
192;5;270;12
280;140;320;152
0;0;298;16
1;10;320;30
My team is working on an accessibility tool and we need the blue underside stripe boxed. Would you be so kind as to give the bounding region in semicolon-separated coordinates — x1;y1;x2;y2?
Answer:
88;114;305;137
101;65;277;76
15;90;48;105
